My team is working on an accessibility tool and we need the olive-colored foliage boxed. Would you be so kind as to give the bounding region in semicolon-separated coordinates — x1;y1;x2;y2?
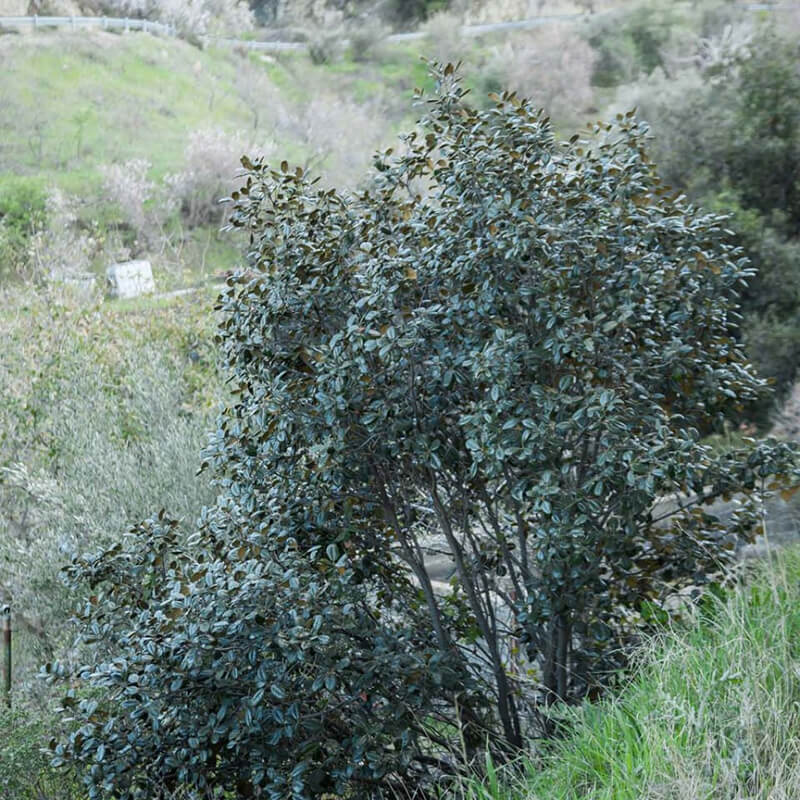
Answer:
650;27;800;230
0;707;82;800
53;66;799;798
385;0;449;25
0;289;221;698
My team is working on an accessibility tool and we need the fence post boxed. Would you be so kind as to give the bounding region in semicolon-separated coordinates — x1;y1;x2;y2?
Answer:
124;16;130;32
33;14;38;30
2;606;10;709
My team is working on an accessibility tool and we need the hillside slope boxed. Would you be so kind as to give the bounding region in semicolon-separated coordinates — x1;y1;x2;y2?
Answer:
0;27;426;287
0;30;287;181
0;27;429;186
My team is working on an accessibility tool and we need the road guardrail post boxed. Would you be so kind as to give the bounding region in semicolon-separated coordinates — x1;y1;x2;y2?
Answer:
2;605;11;709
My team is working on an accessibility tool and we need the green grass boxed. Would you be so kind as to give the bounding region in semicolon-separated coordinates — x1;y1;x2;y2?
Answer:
459;549;800;800
0;29;430;188
0;31;258;179
0;28;436;288
0;22;609;292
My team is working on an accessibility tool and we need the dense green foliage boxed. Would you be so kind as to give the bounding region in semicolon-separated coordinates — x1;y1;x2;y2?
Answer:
584;0;748;89
384;0;450;24
0;178;47;283
0;289;221;697
587;0;681;87
55;511;469;798
49;66;799;798
248;0;449;25
0;707;82;800
629;25;800;420
0;7;797;798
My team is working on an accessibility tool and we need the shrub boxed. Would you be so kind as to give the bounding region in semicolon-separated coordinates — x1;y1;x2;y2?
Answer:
86;0;255;36
100;158;157;245
278;93;389;188
307;27;344;65
0;290;220;694
0;707;82;800
459;0;536;25
166;127;254;227
483;26;596;130
620;24;799;221
422;10;464;66
161;0;255;37
52;66;798;798
586;0;685;87
347;18;389;63
0;178;47;284
384;0;449;26
27;190;97;286
250;0;280;24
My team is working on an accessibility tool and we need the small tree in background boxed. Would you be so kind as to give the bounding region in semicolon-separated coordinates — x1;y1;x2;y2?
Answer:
484;25;597;129
52;65;798;797
165;127;272;228
101;158;158;249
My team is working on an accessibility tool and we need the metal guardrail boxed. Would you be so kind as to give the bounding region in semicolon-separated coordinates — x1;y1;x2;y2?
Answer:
203;36;306;51
0;14;174;35
0;5;798;54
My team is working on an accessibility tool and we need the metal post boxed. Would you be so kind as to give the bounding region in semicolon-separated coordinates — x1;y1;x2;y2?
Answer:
2;606;10;709
33;14;38;30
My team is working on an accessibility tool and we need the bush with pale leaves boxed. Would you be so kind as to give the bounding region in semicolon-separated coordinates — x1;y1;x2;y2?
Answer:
28;190;95;284
485;26;597;127
100;158;156;242
166;128;261;227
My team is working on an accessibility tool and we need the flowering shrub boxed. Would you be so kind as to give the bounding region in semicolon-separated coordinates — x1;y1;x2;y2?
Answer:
101;158;156;243
166;127;257;227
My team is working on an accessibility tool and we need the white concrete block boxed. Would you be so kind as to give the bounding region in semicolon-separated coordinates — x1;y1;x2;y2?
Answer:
106;260;155;299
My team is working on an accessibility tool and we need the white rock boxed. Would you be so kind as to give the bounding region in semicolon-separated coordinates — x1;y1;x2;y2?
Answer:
106;260;155;299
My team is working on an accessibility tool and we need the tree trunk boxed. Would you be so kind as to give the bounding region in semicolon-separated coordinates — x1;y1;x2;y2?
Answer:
543;612;570;705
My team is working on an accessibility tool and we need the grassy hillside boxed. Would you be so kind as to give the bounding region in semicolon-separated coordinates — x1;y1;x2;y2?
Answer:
0;32;253;179
0;27;436;289
0;28;430;185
